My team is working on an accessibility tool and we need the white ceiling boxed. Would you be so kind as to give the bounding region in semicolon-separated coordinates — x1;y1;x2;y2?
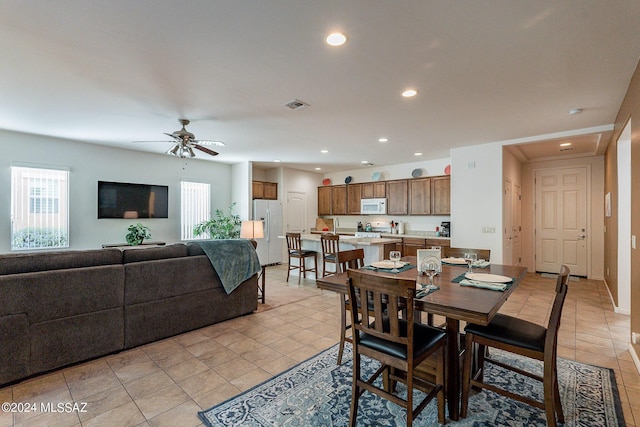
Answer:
1;1;639;172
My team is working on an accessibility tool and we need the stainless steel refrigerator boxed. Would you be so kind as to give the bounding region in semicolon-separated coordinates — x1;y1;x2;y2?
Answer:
253;200;283;265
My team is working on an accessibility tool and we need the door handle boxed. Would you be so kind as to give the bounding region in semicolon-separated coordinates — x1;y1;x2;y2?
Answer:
578;234;586;240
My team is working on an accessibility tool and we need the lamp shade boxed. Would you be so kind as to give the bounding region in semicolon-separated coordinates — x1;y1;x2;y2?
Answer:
240;220;264;239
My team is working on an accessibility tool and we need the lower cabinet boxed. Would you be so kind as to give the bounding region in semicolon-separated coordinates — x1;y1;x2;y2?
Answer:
401;238;450;256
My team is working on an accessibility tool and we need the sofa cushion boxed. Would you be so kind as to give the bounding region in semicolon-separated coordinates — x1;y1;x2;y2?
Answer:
0;249;123;275
124;256;222;305
122;244;188;263
22;265;125;323
0;314;29;384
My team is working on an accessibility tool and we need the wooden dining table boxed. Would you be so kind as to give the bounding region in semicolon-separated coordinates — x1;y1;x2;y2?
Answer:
315;256;527;421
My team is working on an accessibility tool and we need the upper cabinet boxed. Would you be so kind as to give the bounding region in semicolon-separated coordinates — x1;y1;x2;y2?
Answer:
318;185;347;215
431;176;451;215
347;184;362;215
361;182;386;199
317;175;450;216
252;181;278;200
409;177;432;215
386;180;409;215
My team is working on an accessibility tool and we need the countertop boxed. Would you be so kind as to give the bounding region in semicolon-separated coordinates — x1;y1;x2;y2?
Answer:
300;233;402;246
310;229;451;241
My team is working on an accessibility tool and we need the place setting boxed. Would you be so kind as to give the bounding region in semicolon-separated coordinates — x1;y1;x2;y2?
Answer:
364;251;414;273
451;252;514;291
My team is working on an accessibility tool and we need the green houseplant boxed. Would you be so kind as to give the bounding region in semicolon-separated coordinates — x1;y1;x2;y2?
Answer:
125;223;151;245
193;203;241;239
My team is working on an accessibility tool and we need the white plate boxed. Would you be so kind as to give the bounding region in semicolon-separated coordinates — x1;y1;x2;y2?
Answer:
442;257;466;265
371;260;407;269
465;273;512;283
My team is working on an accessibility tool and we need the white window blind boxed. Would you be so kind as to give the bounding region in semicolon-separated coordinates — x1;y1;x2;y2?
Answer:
11;166;69;250
181;181;210;240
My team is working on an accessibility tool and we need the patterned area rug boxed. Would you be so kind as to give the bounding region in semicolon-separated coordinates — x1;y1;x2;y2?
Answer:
199;344;625;426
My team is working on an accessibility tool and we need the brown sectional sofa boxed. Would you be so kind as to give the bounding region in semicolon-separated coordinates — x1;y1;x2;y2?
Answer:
0;242;258;386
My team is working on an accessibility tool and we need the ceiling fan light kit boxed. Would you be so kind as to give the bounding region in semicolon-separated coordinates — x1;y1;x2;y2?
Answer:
138;118;222;159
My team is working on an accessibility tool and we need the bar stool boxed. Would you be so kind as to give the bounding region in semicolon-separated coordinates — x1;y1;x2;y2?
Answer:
285;232;317;284
320;233;340;277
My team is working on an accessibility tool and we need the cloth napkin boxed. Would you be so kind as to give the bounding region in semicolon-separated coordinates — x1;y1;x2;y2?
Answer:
473;260;491;268
459;279;508;291
416;285;439;298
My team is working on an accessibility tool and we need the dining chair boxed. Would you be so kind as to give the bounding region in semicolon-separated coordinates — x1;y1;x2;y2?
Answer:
335;248;366;364
443;247;491;261
285;232;317;284
320;233;341;277
460;265;570;427
347;269;446;426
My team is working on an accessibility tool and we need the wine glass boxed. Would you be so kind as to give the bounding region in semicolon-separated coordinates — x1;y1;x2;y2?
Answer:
464;252;477;274
389;251;401;273
422;260;438;290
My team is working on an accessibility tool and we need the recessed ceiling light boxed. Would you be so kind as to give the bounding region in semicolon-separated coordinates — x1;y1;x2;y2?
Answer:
414;152;423;156
402;89;418;98
315;167;322;171
361;160;369;164
321;149;329;153
568;108;583;115
378;138;389;143
560;142;572;147
326;32;347;46
273;159;281;163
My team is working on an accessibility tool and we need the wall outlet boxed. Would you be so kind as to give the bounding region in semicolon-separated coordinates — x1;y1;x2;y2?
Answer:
633;332;639;345
482;226;496;233
633;235;637;250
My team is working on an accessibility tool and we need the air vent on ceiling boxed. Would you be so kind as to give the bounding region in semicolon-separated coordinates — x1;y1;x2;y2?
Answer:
285;99;310;110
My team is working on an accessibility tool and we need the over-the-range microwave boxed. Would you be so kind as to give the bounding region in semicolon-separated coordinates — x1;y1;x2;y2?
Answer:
360;198;387;215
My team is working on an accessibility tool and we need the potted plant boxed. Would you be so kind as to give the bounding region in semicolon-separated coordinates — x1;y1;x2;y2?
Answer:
193;203;241;239
125;223;151;245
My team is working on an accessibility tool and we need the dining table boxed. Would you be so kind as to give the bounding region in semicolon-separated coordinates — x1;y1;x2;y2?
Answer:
315;255;528;421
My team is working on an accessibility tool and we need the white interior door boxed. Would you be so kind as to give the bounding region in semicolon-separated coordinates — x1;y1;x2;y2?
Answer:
503;179;513;264
512;184;522;266
535;167;588;276
286;191;307;233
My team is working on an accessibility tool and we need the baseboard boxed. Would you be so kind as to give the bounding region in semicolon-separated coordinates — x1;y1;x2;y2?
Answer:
602;278;631;315
630;344;640;375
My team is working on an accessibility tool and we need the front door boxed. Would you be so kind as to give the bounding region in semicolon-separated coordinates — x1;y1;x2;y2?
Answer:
535;167;588;276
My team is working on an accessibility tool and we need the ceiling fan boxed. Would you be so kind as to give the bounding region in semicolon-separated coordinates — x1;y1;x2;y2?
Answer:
135;119;225;158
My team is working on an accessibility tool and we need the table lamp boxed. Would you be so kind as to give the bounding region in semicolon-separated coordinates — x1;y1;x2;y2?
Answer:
240;220;264;244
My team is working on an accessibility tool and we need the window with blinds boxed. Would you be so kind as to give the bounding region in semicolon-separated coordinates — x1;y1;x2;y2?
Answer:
11;166;69;250
181;181;210;240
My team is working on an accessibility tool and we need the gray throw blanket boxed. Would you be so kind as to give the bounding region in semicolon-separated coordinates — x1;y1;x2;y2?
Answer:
195;239;261;294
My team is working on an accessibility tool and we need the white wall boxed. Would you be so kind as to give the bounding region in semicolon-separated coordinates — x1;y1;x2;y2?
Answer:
0;129;235;253
451;142;504;262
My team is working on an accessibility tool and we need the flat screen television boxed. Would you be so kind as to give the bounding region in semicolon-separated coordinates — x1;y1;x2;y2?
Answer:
98;181;169;219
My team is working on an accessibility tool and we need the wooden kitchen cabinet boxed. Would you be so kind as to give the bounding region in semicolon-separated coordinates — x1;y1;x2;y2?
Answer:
317;184;349;215
331;185;347;215
252;181;278;200
318;186;332;215
361;182;386;199
409;177;432;215
386;180;408;215
347;184;362;215
401;237;450;256
431;176;451;215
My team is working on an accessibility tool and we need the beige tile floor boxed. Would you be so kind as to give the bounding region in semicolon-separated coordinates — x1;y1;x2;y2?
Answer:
1;265;639;426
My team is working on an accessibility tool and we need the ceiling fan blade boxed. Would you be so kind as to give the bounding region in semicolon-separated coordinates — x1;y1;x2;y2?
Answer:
132;140;174;143
193;144;219;156
194;139;226;147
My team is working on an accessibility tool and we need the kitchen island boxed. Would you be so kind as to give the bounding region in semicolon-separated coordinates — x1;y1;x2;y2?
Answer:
299;233;402;278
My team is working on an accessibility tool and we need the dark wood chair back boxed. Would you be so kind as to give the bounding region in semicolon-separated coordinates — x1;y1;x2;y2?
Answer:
321;233;340;256
285;232;302;252
337;248;365;273
346;269;446;425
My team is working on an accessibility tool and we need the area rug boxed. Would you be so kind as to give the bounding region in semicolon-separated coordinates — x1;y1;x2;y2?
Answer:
199;344;625;426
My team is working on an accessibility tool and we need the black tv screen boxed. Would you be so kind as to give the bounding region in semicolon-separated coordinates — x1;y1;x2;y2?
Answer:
98;181;169;219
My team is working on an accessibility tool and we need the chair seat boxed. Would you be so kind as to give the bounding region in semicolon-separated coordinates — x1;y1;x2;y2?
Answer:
464;313;546;353
359;318;446;360
289;249;316;256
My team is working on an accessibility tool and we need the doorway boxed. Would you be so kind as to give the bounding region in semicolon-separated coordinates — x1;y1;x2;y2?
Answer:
534;166;589;276
286;191;308;233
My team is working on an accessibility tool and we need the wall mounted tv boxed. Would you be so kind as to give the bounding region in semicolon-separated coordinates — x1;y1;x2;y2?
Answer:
98;181;169;219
